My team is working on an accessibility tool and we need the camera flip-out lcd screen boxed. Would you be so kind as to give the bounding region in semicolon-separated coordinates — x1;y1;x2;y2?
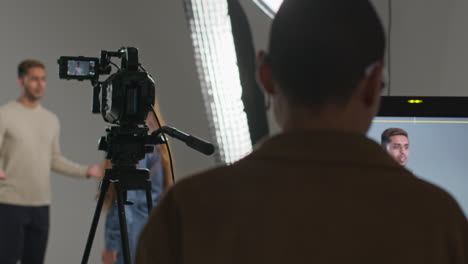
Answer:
58;56;99;80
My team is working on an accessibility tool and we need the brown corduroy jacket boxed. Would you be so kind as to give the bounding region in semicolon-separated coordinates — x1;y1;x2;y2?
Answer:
136;131;468;264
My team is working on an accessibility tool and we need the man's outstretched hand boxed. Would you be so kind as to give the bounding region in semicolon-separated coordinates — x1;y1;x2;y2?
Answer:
87;165;103;179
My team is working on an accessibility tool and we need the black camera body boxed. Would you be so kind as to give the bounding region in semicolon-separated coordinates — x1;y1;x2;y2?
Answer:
100;70;155;125
58;47;155;126
58;47;214;164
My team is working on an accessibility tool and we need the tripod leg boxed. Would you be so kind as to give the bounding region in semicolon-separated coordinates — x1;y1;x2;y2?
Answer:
145;179;153;213
114;181;132;264
81;177;110;264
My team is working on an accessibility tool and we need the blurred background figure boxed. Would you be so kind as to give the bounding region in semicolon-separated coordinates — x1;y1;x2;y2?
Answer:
101;102;173;264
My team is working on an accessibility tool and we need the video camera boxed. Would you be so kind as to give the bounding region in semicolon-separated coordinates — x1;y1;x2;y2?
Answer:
58;47;215;264
58;47;155;126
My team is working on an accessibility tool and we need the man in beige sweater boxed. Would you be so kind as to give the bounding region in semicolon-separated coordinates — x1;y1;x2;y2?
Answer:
136;0;468;263
0;60;102;264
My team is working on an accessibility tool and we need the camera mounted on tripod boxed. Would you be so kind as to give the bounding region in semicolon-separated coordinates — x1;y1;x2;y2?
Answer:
58;47;214;162
58;47;155;126
58;47;215;264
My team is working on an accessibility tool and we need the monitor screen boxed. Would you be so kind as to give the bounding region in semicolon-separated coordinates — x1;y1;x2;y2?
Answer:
66;60;96;77
368;116;468;216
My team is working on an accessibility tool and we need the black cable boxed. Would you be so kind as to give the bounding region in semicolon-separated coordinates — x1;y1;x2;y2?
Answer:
387;0;392;96
139;64;148;72
150;105;175;184
110;61;120;70
139;65;156;80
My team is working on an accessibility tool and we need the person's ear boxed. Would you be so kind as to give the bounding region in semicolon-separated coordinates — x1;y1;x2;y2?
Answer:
256;51;275;96
362;62;384;109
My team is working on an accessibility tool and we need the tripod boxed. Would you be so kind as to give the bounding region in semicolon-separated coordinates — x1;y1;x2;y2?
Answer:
81;125;215;264
81;125;164;264
82;166;153;264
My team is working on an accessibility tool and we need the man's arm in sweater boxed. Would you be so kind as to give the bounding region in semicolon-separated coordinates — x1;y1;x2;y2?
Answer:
51;127;101;179
0;111;5;179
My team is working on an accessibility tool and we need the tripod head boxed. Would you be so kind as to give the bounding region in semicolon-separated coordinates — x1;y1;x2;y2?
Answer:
98;124;215;169
98;125;165;168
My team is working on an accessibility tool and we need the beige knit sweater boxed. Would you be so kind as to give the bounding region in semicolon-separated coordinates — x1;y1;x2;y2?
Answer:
0;101;88;206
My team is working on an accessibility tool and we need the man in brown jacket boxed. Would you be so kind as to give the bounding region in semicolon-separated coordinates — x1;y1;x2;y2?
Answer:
136;0;468;263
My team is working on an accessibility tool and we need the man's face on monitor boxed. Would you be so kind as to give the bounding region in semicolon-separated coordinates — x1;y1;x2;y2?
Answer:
386;135;409;166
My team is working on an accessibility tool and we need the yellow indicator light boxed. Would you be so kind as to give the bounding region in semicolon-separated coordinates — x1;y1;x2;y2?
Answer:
407;99;423;104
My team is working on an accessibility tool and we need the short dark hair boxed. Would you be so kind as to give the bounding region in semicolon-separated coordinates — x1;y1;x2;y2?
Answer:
268;0;386;108
18;59;45;78
381;128;408;148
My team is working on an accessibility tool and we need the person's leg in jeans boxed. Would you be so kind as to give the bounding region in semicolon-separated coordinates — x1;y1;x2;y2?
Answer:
0;203;27;264
22;206;49;264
